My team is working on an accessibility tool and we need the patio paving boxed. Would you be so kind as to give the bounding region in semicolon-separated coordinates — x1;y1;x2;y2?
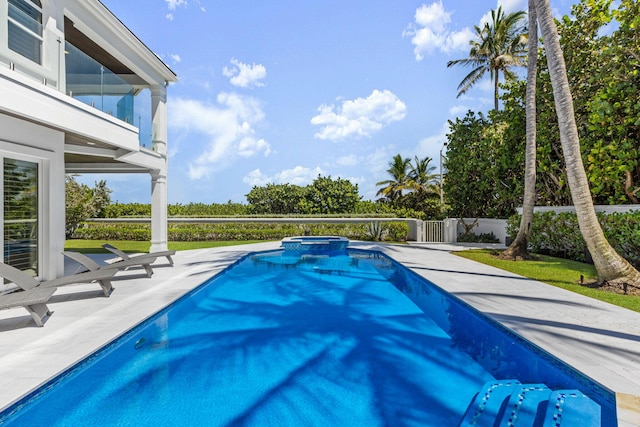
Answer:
0;241;638;425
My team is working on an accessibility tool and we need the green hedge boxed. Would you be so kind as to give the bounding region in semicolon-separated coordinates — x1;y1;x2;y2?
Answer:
72;221;410;243
507;211;640;268
101;202;434;220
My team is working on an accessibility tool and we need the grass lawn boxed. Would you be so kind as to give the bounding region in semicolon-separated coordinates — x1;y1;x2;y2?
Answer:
64;240;268;253
455;249;640;313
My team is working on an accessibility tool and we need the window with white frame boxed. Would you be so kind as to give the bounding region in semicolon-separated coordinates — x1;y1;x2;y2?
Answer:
7;0;43;64
3;158;39;276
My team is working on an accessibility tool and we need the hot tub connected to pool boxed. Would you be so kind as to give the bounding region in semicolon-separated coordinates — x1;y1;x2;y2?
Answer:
0;238;615;426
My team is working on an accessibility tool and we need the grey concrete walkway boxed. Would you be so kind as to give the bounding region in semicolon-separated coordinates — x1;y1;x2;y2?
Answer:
0;242;638;425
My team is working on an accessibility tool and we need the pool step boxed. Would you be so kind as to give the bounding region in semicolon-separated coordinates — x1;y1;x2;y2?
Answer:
457;380;601;427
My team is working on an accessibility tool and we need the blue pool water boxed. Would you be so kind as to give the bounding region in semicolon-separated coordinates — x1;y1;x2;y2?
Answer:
0;249;615;426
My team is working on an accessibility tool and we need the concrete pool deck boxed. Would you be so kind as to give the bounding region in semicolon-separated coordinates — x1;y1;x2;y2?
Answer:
0;241;638;425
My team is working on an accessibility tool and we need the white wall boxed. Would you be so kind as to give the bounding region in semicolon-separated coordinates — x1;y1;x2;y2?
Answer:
458;218;509;244
0;114;66;279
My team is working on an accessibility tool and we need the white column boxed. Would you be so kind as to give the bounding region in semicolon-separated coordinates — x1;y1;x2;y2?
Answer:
150;84;168;252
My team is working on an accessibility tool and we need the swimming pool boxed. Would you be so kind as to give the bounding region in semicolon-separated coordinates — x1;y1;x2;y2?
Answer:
0;247;615;426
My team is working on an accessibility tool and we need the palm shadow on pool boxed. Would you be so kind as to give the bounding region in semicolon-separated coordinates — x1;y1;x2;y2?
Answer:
98;259;494;427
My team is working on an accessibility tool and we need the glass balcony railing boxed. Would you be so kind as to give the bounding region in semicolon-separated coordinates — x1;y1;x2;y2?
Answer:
65;41;134;125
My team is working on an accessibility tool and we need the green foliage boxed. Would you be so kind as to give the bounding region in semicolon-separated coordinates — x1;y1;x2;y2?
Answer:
103;201;249;218
457;232;500;243
304;176;361;214
102;202;150;218
445;0;640;209
446;6;527;110
72;221;409;243
443;110;525;218
246;183;306;214
535;0;640;205
65;176;111;238
364;221;388;241
375;154;442;219
353;200;396;215
507;211;640;268
246;176;361;215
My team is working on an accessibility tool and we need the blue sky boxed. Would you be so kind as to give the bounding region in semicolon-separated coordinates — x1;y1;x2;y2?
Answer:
92;0;572;204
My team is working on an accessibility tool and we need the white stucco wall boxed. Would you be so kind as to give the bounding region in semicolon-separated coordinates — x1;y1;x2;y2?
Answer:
0;114;66;279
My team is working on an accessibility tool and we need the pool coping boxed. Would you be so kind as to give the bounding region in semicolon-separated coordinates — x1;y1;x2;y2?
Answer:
0;241;638;426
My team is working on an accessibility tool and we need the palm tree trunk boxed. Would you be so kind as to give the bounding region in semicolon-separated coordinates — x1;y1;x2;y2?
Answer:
501;0;538;260
535;0;640;294
494;70;500;111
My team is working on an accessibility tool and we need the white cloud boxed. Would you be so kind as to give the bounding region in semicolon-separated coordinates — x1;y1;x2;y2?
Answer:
414;122;449;167
415;1;451;32
403;2;476;60
164;0;205;20
498;0;526;14
238;137;272;157
481;1;527;27
163;53;181;65
169;93;272;180
165;0;187;10
243;169;269;187
449;105;470;117
223;59;267;89
243;166;324;187
311;89;407;141
336;155;359;167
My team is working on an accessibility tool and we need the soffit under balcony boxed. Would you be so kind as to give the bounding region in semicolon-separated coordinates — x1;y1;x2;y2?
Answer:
64;17;147;88
64;134;163;173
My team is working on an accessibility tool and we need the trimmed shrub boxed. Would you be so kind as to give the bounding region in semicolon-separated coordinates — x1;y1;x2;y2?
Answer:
72;221;410;243
457;232;500;243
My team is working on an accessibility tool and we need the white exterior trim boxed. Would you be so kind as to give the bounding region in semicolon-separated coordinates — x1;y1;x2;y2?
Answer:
0;0;177;276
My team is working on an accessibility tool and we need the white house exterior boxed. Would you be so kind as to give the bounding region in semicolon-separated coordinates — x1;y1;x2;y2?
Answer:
0;0;177;280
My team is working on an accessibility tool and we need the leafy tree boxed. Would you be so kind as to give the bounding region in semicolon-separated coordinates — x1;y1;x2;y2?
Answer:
246;176;360;215
375;154;412;203
534;0;611;205
304;175;361;214
443;110;526;218
65;175;111;238
447;6;527;110
535;0;640;293
583;0;640;204
246;183;306;215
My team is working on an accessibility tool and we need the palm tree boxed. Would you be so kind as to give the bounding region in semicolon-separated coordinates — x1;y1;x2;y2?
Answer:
447;6;528;111
535;0;640;293
408;156;439;195
376;154;412;203
501;0;537;260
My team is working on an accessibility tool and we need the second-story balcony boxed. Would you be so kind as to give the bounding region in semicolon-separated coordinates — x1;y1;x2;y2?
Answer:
65;41;134;126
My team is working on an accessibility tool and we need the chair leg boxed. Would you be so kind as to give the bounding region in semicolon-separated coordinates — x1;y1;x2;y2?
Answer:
143;264;154;278
99;280;114;297
25;303;52;327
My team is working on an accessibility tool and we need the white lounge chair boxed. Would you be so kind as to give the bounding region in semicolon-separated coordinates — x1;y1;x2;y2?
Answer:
0;287;55;327
63;250;156;278
102;244;175;266
0;262;117;297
